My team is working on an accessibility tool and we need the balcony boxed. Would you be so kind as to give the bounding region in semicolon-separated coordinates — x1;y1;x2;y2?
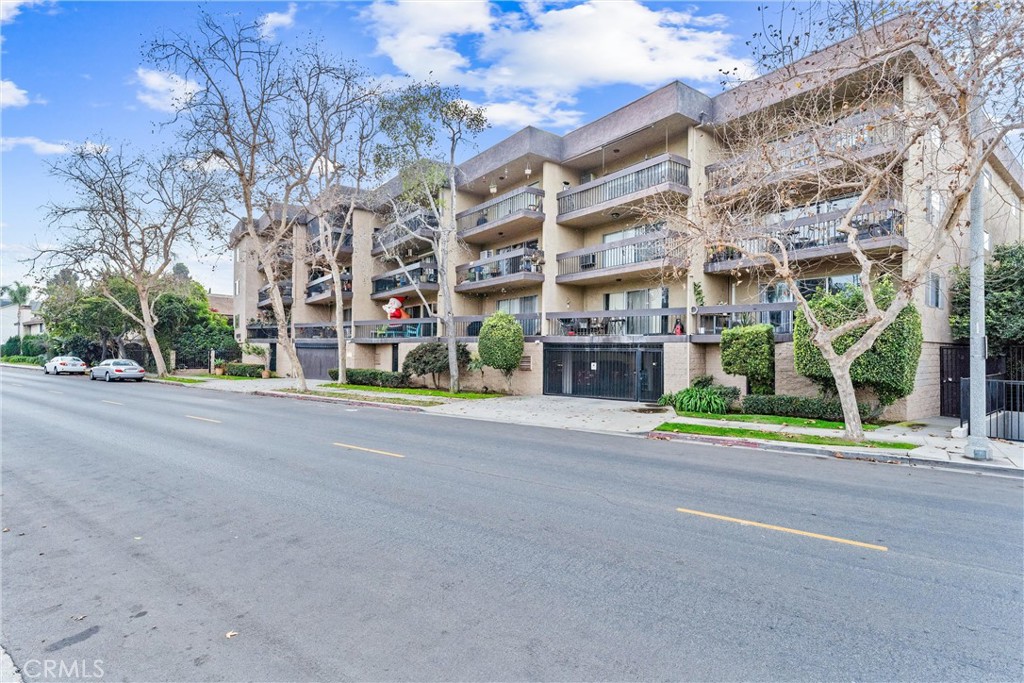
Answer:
456;187;544;244
372;210;437;257
704;200;906;273
350;318;439;343
294;322;350;341
256;248;293;272
257;281;293;308
690;302;798;343
245;323;286;341
451;313;542;338
706;109;904;194
544;308;688;341
556;153;690;227
305;273;352;305
454;248;545;295
371;260;439;301
556;231;666;286
306;228;353;262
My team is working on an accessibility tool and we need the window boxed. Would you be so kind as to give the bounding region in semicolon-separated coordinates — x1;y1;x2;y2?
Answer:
925;273;943;309
497;295;538;315
604;287;667;311
927;187;947;226
984;230;991;252
760;275;860;303
234;279;239;295
601;223;660;243
982;168;992;191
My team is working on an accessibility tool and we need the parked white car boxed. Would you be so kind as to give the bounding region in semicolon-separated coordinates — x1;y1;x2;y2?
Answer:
90;359;146;382
43;356;88;375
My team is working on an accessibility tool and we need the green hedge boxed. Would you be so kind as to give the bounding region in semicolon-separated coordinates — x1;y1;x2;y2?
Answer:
676;386;728;414
742;394;873;422
402;341;470;388
224;362;265;377
794;277;922;406
721;324;775;394
479;311;525;390
328;368;410;387
2;355;44;365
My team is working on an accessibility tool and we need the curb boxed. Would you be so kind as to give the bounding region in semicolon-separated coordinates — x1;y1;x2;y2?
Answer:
252;390;426;412
0;362;43;371
647;430;1024;477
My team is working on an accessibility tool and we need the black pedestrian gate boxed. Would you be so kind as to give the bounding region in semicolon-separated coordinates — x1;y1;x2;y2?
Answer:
939;345;1006;417
543;343;663;402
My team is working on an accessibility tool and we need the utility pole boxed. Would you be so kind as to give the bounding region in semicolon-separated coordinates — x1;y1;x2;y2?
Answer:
965;10;991;460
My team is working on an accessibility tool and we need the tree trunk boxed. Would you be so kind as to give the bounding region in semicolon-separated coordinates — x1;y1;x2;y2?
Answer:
830;361;864;441
331;267;347;384
138;293;168;377
269;283;307;391
115;335;127;359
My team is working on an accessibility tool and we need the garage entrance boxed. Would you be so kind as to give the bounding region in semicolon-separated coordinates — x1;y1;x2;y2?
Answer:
296;343;338;380
543;343;663;402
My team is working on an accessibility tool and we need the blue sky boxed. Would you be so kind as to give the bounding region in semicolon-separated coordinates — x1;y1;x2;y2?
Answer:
1;0;767;294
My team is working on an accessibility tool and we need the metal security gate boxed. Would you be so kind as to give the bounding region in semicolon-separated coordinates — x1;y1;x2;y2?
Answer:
543;343;663;402
296;344;337;380
940;345;1008;417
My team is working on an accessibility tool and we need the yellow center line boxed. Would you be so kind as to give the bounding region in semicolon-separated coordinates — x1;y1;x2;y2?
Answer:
333;442;405;459
102;400;124;406
675;506;888;552
185;415;221;424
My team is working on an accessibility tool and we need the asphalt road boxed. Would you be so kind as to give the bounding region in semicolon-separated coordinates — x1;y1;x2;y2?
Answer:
2;367;1022;682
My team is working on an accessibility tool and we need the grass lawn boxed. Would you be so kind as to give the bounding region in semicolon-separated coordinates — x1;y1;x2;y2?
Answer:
161;376;207;384
655;422;916;450
281;388;444;407
320;383;499;399
675;411;880;431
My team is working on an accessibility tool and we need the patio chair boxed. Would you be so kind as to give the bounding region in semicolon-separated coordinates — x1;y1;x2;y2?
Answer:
403;323;422;337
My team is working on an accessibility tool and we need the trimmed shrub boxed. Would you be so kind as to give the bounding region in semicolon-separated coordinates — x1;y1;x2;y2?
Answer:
742;394;873;422
721;324;775;394
402;341;470;389
691;374;715;389
224;362;264;377
478;311;525;392
328;368;411;387
794;277;922;406
2;355;44;365
710;384;741;408
676;386;728;414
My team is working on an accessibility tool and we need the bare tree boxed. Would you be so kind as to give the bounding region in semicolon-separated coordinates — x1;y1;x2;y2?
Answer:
643;3;1024;440
290;50;387;384
147;12;314;390
376;83;488;392
37;143;220;376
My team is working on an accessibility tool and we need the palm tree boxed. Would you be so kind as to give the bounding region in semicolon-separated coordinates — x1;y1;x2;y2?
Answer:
1;282;32;355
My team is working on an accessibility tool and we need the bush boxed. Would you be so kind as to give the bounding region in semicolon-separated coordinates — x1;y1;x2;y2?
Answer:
742;394;874;422
794;277;922;406
721;324;775;394
2;355;44;365
676;386;729;414
224;362;265;377
328;368;411;387
710;384;741;408
478;311;525;392
402;341;470;389
691;374;715;389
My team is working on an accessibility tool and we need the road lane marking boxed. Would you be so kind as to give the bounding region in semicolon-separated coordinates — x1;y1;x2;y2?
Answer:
48;390;63;395
333;442;405;459
675;507;888;552
102;400;124;406
8;383;24;387
185;415;222;424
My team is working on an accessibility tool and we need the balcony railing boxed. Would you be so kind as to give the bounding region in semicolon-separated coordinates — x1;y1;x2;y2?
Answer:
245;323;286;340
706;109;904;191
294;322;350;340
372;260;439;296
556;230;665;278
351;318;439;341
693;302;798;337
456;248;542;286
456;187;544;232
557;154;690;216
545;308;688;337
305;273;352;301
706;201;905;267
451;313;542;338
307;228;352;257
257;281;293;307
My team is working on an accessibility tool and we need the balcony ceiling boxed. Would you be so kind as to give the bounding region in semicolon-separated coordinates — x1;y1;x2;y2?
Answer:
454;272;544;295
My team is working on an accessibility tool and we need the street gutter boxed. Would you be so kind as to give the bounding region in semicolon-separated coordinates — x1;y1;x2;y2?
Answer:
648;430;1024;477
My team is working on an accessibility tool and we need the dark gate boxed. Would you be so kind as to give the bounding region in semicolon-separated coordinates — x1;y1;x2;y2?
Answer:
939;345;1006;417
543;343;663;402
296;344;338;380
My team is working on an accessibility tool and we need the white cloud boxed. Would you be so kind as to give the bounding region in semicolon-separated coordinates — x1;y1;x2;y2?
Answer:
0;136;67;154
1;79;30;108
259;2;298;39
361;0;756;129
135;68;200;113
0;0;47;24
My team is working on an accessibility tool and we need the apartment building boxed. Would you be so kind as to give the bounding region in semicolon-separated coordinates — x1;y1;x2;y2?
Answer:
232;23;1023;420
